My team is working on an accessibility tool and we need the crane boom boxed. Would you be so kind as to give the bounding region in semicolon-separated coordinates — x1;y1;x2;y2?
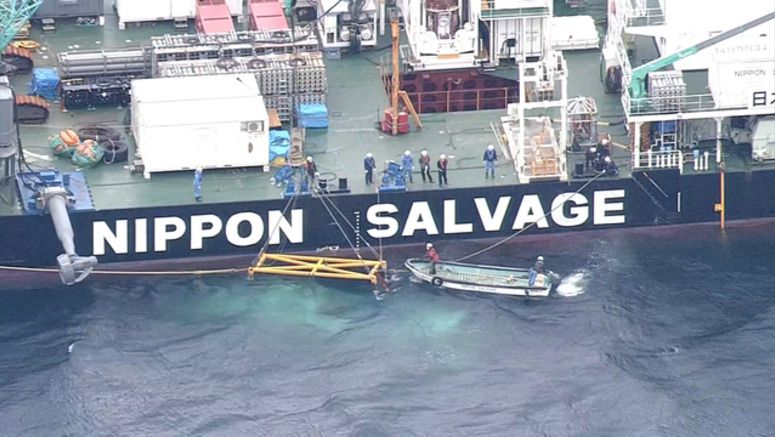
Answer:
629;10;775;99
0;0;43;53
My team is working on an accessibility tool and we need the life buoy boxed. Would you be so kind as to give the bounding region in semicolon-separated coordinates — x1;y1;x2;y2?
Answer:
60;129;80;146
431;277;443;286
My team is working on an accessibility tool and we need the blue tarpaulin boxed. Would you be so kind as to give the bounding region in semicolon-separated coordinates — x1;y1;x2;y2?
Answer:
29;68;60;101
296;104;329;129
269;130;290;161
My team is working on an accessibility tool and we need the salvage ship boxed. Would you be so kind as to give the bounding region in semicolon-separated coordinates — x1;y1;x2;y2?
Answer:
0;0;774;286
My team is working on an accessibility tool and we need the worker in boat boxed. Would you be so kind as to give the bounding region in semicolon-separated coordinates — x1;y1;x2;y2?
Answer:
363;152;376;185
193;167;203;202
419;150;433;183
425;242;440;274
585;146;596;171
604;156;619;176
437;154;449;186
401;150;414;183
528;256;545;286
304;156;317;183
483;144;498;179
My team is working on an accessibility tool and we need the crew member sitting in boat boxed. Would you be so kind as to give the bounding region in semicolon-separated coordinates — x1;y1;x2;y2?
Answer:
425;243;440;274
528;256;545;286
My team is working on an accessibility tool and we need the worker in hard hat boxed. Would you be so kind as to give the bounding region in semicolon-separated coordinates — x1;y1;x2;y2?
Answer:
483;144;498;179
419;150;433;183
363;152;376;185
528;256;545;286
425;242;440;274
437;154;449;186
401;150;414;183
304;156;317;183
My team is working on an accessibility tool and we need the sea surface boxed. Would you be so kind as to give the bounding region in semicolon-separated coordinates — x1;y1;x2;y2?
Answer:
2;221;775;436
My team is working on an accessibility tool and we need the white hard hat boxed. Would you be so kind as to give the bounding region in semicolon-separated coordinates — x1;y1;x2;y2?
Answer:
195;167;203;172
602;138;610;145
440;154;446;159
590;147;596;153
421;150;428;156
604;156;611;163
537;256;544;261
488;144;494;150
306;156;313;162
426;243;433;249
404;150;411;156
366;152;373;158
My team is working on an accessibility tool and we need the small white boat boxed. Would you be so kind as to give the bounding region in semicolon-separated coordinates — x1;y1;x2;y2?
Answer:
404;258;558;297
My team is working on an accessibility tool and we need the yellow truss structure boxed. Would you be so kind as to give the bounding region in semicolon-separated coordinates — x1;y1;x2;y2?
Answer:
248;253;387;285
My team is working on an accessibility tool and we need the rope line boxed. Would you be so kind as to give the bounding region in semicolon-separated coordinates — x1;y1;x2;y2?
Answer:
455;170;609;262
0;265;246;276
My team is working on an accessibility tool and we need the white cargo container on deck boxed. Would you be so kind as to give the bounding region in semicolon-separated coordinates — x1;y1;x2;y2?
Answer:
115;0;243;28
131;74;270;179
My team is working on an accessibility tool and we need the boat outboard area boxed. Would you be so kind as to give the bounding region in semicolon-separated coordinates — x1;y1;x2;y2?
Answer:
0;0;774;287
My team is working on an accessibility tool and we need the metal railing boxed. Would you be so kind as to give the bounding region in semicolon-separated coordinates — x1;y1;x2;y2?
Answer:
622;92;723;118
405;87;518;113
632;149;684;173
479;0;551;19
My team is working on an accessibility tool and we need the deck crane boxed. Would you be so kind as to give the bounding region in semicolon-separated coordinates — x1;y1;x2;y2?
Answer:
629;10;775;100
0;0;43;74
382;14;422;136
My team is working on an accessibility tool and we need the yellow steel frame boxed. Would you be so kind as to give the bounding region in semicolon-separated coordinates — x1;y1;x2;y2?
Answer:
248;253;387;285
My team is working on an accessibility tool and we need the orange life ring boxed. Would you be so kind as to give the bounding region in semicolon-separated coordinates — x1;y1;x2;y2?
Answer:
60;129;80;146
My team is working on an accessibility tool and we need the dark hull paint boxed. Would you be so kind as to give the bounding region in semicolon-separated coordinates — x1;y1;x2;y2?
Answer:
0;168;768;273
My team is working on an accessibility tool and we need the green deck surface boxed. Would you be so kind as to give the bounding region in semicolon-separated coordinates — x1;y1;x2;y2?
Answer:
0;3;766;216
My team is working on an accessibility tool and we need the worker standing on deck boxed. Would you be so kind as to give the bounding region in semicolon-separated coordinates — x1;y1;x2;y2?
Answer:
401;150;414;183
305;156;317;183
419;150;433;183
528;256;545;286
483;144;498;179
437;154;449;186
585;146;596;171
193;167;203;202
425;242;440;274
363;152;376;185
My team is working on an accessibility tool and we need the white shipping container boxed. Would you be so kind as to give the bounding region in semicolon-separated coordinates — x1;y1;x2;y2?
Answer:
131;74;270;178
115;0;172;25
116;0;242;25
708;61;775;108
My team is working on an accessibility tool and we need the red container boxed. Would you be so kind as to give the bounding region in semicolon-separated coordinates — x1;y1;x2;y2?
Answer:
249;0;288;31
196;0;235;34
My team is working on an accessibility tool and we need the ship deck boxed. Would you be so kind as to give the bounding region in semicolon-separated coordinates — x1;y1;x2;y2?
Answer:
0;2;770;216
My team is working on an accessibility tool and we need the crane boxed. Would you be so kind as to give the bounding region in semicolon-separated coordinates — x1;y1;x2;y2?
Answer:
629;10;775;100
382;14;421;135
1;0;43;73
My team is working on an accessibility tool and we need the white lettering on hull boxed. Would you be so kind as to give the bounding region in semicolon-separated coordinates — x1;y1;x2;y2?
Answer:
92;209;304;255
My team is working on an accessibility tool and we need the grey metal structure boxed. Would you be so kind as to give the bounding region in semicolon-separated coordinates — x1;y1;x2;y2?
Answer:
0;76;17;206
57;47;151;78
33;0;103;19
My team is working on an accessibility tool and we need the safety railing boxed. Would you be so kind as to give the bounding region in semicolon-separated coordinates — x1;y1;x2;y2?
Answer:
480;0;551;19
622;92;721;118
405;87;518;113
632;149;684;173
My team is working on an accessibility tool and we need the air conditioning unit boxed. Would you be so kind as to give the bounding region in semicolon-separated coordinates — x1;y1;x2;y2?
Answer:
243;120;264;133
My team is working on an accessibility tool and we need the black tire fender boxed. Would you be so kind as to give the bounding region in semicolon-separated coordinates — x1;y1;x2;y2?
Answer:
431;277;443;286
101;140;129;164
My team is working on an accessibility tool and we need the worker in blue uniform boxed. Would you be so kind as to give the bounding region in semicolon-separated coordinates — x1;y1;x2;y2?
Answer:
401;150;414;183
483;144;498;178
193;167;203;202
364;152;376;185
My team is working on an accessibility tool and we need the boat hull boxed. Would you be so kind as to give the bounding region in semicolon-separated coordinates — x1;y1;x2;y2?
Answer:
1;167;774;278
404;258;552;297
